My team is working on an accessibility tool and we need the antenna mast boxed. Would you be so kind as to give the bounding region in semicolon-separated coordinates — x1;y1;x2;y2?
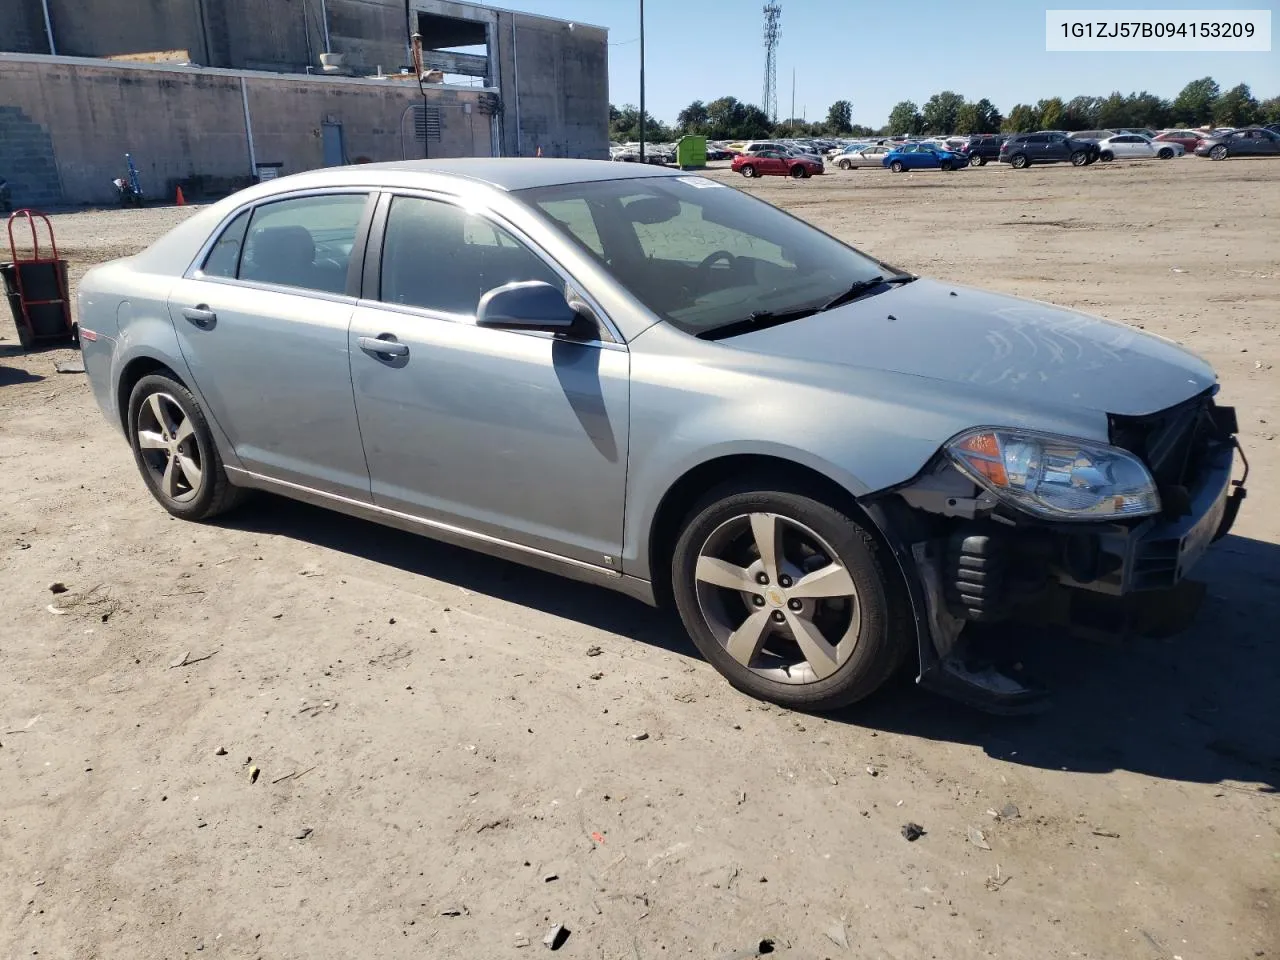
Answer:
762;3;781;122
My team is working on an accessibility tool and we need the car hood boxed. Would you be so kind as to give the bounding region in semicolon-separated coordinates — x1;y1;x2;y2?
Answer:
726;279;1216;417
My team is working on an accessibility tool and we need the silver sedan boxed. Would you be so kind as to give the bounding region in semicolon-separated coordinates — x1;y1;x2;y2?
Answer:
833;145;891;169
77;159;1244;713
1096;134;1186;161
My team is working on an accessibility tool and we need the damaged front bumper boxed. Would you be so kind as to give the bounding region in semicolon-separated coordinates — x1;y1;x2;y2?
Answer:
864;402;1247;714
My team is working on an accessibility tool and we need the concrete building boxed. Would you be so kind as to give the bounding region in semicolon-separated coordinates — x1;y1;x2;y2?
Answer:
0;0;609;206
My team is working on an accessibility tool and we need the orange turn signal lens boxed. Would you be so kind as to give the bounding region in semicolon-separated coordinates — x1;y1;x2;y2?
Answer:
954;432;1008;487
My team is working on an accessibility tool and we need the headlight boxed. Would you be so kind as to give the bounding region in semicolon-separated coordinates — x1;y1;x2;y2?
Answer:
946;428;1160;520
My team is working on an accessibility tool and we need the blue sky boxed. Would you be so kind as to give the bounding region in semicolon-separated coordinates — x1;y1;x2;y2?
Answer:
494;0;1279;125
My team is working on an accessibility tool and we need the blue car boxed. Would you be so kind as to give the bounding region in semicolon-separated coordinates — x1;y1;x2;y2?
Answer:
882;143;969;172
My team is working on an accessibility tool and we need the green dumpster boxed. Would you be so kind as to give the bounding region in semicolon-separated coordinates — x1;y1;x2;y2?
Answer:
676;135;707;170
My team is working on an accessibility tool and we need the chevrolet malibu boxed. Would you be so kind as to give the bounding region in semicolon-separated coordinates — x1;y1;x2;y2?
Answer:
78;160;1246;713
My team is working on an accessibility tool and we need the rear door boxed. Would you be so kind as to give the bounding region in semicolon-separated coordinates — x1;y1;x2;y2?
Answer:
167;191;374;498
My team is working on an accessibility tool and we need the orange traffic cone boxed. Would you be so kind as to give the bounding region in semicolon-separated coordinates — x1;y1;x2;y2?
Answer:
175;186;185;206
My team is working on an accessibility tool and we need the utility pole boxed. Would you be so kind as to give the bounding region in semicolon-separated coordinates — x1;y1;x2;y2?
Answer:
639;0;646;160
790;68;795;134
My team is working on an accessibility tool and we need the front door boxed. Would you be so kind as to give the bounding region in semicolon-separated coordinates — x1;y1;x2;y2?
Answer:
168;191;373;498
348;193;630;566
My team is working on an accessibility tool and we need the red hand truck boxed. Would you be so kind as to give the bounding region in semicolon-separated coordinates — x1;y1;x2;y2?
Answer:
2;209;76;350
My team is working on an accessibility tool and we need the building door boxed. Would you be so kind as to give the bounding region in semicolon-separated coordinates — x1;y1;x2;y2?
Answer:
322;122;345;166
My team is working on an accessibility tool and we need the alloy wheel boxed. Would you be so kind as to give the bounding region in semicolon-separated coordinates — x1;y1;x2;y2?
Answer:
135;392;204;503
693;512;861;685
1210;145;1227;160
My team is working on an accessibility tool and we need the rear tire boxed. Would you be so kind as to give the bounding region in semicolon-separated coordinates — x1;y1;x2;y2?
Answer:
1158;147;1174;159
1010;154;1029;169
127;374;246;521
971;156;986;167
1209;145;1228;161
671;481;911;711
889;160;904;173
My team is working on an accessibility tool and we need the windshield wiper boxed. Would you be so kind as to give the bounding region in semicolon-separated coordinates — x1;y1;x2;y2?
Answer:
819;274;916;312
696;306;819;341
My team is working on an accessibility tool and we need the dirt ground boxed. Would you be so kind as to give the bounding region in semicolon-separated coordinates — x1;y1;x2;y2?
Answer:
2;158;1277;960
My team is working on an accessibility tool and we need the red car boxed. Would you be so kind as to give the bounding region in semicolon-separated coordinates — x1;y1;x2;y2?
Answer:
1155;130;1204;151
732;147;824;179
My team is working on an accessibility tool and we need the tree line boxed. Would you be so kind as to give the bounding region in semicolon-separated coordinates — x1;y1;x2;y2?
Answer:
611;77;1279;143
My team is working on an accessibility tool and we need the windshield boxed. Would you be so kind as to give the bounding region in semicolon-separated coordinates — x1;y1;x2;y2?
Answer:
517;176;893;336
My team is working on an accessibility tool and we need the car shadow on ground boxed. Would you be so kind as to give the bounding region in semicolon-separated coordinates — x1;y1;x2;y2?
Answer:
225;495;1279;793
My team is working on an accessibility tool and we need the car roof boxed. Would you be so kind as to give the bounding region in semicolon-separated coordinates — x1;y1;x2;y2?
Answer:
255;158;682;194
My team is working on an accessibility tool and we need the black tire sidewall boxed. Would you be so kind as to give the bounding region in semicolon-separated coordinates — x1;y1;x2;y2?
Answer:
671;485;906;710
890;160;903;172
127;373;224;520
1011;154;1028;168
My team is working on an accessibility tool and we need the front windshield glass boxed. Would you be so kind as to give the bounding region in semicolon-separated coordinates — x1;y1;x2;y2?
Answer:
518;176;893;336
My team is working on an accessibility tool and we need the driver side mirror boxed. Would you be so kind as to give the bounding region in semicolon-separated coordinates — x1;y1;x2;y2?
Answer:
476;281;577;332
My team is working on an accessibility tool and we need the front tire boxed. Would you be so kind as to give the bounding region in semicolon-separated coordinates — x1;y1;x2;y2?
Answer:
838;159;852;170
127;374;245;521
1070;150;1088;166
1099;151;1113;162
889;160;904;173
940;159;953;171
741;164;757;178
671;482;910;711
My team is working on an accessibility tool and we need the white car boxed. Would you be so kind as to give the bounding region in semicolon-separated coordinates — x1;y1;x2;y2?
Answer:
1096;134;1185;161
833;144;892;169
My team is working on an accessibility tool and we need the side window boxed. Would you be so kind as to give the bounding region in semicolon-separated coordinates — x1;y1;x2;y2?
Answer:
625;197;789;268
201;208;252;278
379;195;562;317
239;194;367;295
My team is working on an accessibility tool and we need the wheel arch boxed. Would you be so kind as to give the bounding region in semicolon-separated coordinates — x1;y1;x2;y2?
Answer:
116;355;186;432
645;453;878;607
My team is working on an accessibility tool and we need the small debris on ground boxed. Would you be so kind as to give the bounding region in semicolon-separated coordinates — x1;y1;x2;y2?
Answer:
214;747;227;756
589;672;603;680
48;582;67;594
630;731;649;741
820;767;838;785
1000;802;1020;819
985;863;1011;891
54;360;85;374
542;873;558;882
824;921;849;949
514;933;530;948
542;924;570;950
440;905;468;917
585;645;602;657
294;827;313;840
967;826;992;850
717;938;776;959
866;765;879;777
248;765;260;784
169;650;216;668
901;822;925;841
1091;829;1121;838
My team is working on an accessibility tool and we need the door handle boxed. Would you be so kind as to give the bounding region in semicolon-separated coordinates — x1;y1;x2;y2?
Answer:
182;305;217;329
358;335;409;358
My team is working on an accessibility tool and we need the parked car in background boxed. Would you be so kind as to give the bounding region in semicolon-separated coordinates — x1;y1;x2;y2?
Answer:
77;158;1247;713
733;147;824;178
1194;127;1280;160
1068;129;1117;143
834;145;891;169
1096;134;1184;161
1000;132;1099;168
883;143;969;172
963;134;1007;166
704;143;734;161
1155;130;1204;151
